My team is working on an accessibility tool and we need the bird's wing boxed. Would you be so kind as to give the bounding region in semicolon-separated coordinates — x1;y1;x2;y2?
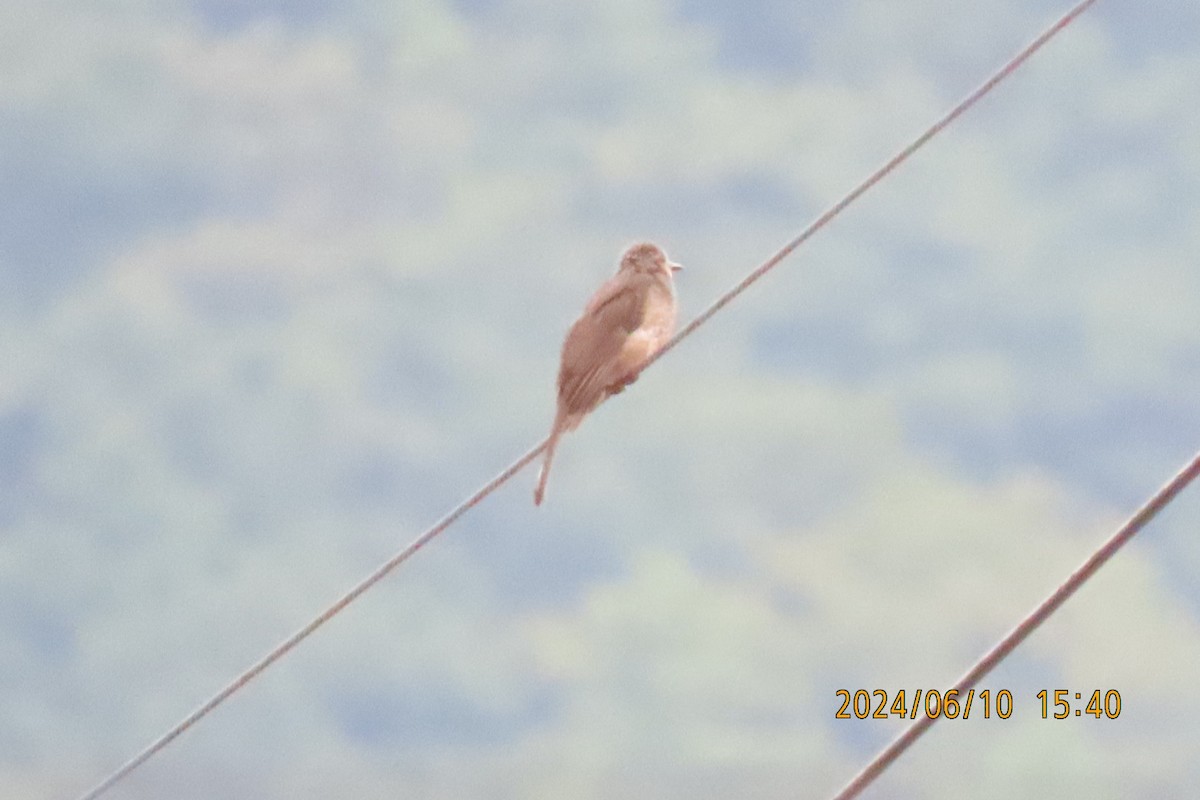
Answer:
557;277;646;417
583;275;647;331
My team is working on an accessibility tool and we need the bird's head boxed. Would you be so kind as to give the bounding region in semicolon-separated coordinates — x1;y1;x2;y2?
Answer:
619;242;683;277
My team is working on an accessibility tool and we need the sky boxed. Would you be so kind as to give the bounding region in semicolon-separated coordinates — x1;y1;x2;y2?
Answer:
3;0;1200;797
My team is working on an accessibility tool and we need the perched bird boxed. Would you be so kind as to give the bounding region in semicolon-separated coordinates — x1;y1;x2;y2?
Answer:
534;242;682;505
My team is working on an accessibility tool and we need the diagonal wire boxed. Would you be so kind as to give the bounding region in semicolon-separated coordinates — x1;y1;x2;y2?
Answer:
74;2;1098;798
74;440;550;800
830;447;1200;800
644;0;1101;374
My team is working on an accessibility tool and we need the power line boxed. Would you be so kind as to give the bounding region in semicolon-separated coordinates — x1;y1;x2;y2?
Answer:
73;2;1099;797
74;440;549;800
830;447;1200;800
645;0;1101;373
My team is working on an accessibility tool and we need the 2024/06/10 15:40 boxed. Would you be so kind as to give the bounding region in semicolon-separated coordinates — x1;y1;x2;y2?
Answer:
834;688;1122;720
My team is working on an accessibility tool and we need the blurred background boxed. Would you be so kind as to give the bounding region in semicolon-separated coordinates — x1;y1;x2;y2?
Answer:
3;0;1199;797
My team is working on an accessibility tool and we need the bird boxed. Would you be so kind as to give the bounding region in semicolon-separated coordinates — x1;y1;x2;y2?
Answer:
534;241;682;505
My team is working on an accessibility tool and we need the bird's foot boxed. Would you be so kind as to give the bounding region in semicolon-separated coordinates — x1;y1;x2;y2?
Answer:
607;371;639;396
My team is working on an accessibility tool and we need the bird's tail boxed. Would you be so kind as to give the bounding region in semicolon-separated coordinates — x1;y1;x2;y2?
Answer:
533;426;563;506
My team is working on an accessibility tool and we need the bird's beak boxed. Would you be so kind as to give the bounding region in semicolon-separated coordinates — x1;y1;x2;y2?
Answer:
669;261;683;273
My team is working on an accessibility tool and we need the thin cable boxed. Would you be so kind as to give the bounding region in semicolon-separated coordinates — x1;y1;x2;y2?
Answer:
830;447;1200;800
74;2;1096;797
74;440;549;800
645;0;1100;373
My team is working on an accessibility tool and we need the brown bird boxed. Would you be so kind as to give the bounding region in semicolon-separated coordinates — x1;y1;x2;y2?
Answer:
534;242;682;505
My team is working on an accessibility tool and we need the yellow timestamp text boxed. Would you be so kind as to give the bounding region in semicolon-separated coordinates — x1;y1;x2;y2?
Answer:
1037;689;1122;719
834;689;1123;721
835;689;1013;720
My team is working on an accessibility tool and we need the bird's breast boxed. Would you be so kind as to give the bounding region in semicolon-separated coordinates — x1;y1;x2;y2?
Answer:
638;281;677;344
